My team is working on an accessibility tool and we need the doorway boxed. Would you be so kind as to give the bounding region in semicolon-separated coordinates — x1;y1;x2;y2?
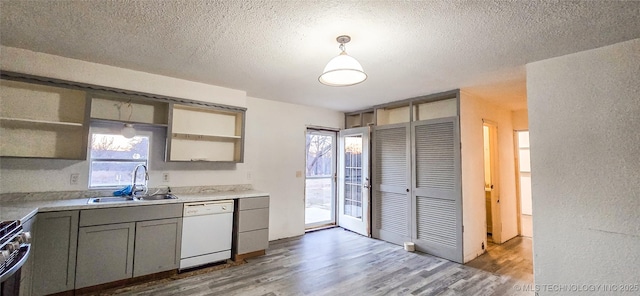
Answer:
337;127;371;236
305;129;337;229
483;121;501;243
515;130;533;237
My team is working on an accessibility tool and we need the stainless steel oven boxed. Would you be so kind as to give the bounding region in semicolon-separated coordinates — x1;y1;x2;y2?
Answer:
1;220;31;296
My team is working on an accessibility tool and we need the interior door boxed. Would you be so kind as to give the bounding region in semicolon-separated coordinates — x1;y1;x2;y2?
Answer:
412;117;463;263
338;127;370;236
372;123;412;245
483;121;502;243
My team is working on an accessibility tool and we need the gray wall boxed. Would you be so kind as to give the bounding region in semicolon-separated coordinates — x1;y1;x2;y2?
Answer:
527;38;639;294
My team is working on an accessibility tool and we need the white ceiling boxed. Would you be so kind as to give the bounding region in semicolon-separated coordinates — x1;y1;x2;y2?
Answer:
1;1;639;112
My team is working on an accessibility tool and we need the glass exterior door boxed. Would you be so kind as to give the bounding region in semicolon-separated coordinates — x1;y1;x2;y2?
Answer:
338;127;370;236
305;130;336;228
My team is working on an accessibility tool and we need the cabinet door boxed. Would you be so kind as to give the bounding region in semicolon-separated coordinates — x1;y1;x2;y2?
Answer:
133;218;182;277
411;117;463;263
75;223;135;289
371;123;412;245
31;211;79;296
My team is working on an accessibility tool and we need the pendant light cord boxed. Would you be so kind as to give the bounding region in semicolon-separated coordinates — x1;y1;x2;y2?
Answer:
126;99;133;122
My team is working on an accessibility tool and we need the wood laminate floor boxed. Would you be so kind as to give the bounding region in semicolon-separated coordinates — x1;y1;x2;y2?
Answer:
100;228;533;296
465;236;533;283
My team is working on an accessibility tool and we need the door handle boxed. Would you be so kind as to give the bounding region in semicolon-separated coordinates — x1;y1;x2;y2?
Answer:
363;177;371;189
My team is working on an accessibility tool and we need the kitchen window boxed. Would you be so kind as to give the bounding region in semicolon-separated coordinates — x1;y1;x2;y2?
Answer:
88;129;150;189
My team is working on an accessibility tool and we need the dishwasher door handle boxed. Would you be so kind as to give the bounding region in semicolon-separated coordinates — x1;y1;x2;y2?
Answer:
186;203;207;207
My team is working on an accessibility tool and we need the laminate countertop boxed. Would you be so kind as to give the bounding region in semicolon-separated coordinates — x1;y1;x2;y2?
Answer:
0;190;269;223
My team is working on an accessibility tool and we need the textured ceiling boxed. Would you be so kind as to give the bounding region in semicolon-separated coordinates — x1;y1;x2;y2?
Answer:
1;1;639;112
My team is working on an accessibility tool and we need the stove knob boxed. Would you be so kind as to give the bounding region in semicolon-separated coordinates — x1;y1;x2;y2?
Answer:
0;249;10;262
7;241;20;252
18;232;32;244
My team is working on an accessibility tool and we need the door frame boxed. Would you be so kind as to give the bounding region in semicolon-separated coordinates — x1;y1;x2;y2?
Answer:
337;127;371;236
514;130;523;236
304;128;337;229
514;129;532;237
483;120;502;243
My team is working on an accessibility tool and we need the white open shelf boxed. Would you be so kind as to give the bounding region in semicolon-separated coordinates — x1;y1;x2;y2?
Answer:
0;117;83;127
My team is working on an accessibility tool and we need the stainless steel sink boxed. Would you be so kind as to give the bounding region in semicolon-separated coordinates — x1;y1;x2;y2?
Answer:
87;196;137;204
138;193;178;201
87;194;177;204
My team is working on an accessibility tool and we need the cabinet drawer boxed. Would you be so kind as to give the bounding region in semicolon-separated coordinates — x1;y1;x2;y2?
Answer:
80;204;182;226
238;196;269;210
238;208;269;232
237;229;269;254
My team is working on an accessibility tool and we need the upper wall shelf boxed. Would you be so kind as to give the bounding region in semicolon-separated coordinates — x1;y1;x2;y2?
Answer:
167;104;245;162
0;117;84;127
1;71;247;161
0;79;90;159
172;133;241;140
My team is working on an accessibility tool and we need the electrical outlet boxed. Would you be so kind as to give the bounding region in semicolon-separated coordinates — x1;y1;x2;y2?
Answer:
70;173;79;185
246;171;252;181
162;173;170;182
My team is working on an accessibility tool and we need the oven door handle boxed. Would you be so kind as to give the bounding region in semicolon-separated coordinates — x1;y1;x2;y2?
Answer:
0;244;30;283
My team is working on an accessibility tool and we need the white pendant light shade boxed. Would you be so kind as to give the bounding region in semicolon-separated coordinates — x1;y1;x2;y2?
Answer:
121;123;136;138
319;52;367;86
319;35;367;87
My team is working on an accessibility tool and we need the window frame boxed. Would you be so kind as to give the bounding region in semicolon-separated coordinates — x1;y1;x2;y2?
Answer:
88;123;153;190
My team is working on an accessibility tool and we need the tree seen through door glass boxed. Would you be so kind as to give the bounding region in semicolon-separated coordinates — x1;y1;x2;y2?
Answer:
305;133;333;225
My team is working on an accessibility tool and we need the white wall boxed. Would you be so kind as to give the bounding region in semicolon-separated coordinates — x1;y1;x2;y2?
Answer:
512;109;529;131
460;91;518;262
0;46;344;241
244;97;343;240
527;38;640;293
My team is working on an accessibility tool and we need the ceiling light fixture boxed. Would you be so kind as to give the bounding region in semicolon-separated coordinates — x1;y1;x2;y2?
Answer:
120;100;136;138
319;35;367;87
121;123;136;138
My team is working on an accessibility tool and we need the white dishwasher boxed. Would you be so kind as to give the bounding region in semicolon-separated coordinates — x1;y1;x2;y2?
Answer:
180;200;234;270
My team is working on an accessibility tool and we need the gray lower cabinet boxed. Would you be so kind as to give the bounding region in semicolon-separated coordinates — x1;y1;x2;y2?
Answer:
133;218;182;277
75;222;136;289
31;211;79;296
235;196;269;258
75;204;182;288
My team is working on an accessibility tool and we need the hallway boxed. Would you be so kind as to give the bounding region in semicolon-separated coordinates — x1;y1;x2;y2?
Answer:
466;236;533;283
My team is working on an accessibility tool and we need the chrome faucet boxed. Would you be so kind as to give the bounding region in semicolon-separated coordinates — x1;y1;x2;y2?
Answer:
131;164;149;198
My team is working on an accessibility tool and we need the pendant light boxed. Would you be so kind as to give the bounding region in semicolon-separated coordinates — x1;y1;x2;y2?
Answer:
121;123;136;138
319;35;367;86
120;100;136;138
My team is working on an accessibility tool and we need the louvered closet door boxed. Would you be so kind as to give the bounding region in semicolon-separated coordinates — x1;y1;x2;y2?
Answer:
412;117;463;263
372;123;411;245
